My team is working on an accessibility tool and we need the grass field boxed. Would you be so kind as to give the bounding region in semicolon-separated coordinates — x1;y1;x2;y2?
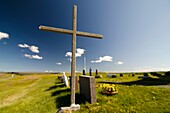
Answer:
0;72;170;113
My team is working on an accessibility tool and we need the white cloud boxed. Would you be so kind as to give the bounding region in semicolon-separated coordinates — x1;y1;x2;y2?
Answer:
76;48;85;55
91;56;113;63
76;53;82;57
24;54;43;60
65;52;82;57
32;55;42;59
0;32;9;40
101;56;113;62
24;54;32;59
56;62;62;65
45;70;53;72
65;48;85;58
18;44;29;48
18;44;39;53
91;60;101;63
115;61;124;65
29;46;39;53
65;52;72;57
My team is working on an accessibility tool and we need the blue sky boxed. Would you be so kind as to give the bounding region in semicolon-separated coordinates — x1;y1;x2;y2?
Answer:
1;0;170;72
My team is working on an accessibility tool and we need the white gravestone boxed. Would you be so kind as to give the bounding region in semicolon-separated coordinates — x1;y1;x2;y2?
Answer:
62;72;69;87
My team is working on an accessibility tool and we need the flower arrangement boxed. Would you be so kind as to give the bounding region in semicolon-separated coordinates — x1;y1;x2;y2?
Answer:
101;84;118;95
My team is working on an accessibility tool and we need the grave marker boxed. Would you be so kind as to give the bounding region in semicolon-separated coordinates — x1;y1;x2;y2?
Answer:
95;69;98;76
120;74;123;77
89;67;92;76
106;74;117;78
62;72;69;87
83;69;86;75
79;75;97;104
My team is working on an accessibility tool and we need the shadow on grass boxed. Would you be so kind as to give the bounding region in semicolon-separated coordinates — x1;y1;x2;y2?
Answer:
45;83;66;91
45;78;67;91
45;80;86;108
98;91;118;97
51;88;70;96
55;93;86;108
98;75;170;86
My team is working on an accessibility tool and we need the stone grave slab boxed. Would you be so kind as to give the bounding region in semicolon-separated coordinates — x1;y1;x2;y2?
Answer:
63;72;69;87
79;75;97;104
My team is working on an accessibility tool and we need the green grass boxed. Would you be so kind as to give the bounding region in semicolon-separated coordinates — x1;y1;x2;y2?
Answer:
0;74;58;113
0;72;170;113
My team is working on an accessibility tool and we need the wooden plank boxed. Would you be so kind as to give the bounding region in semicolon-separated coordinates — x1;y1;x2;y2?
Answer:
71;5;77;105
77;31;103;39
39;26;103;39
39;26;72;34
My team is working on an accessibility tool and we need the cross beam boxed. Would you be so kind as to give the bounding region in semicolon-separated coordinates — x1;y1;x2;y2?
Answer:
39;5;103;106
39;26;103;39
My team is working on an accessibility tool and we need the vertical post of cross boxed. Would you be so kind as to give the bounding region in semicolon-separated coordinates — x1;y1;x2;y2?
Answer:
71;5;77;105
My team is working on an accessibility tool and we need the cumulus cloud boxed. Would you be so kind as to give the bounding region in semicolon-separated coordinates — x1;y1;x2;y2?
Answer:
24;54;43;60
115;61;124;65
75;53;82;57
91;60;101;63
76;48;85;55
65;48;85;58
0;32;9;40
65;52;72;57
18;44;29;48
32;55;42;59
24;54;32;59
29;46;39;53
18;44;39;53
56;62;62;65
91;56;113;63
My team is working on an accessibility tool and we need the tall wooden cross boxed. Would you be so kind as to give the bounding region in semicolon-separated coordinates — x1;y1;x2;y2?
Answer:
39;5;103;105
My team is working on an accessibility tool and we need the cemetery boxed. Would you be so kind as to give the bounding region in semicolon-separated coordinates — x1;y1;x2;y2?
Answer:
0;72;170;113
1;1;170;113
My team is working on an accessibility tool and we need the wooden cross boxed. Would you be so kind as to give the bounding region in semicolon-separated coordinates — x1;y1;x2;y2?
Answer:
39;5;103;105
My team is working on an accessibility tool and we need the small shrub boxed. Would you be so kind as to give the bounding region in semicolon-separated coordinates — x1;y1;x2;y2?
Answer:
165;71;170;76
150;72;161;77
120;74;123;77
144;73;148;76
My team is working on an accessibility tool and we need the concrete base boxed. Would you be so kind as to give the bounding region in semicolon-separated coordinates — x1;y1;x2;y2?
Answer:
70;104;80;111
56;104;80;113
